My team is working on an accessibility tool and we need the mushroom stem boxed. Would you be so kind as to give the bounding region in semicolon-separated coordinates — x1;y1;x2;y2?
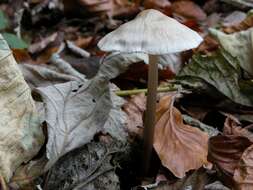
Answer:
142;54;159;176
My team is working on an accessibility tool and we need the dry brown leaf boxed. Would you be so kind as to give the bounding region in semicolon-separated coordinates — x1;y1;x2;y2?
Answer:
224;116;253;142
208;135;252;177
234;144;253;190
0;35;44;182
28;33;58;54
223;15;253;34
79;0;109;6
113;62;175;90
208;116;253;188
154;93;209;178
78;0;138;17
143;0;172;15
171;0;207;22
195;35;219;54
35;46;59;64
83;1;112;13
123;93;146;138
12;49;33;64
74;36;93;49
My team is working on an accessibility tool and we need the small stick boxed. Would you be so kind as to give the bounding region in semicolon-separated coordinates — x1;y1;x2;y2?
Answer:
66;40;90;58
115;86;177;96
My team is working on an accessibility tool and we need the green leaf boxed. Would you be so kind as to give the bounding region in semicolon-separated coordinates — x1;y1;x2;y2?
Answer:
2;33;28;49
210;28;253;75
176;49;253;107
0;10;9;30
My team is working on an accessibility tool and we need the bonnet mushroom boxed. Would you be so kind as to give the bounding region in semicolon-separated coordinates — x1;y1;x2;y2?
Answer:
98;9;203;175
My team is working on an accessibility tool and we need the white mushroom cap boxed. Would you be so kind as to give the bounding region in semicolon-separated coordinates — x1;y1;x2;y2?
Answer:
98;9;203;55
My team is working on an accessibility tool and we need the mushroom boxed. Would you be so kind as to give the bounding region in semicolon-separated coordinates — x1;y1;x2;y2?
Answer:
98;9;203;176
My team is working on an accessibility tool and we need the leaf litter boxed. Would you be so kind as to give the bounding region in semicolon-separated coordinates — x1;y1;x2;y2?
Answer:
1;0;253;189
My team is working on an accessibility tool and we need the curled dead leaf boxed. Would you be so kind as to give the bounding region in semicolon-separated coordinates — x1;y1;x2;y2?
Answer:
12;49;32;64
224;116;253;142
143;0;172;15
195;35;219;54
234;144;253;190
171;0;207;22
63;0;138;17
223;14;253;34
154;93;209;178
208;135;252;178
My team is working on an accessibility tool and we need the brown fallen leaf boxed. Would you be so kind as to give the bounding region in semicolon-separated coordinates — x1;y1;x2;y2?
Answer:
35;46;59;64
123;93;146;139
208;135;252;188
28;32;58;54
223;14;253;34
154;93;209;178
74;36;93;49
77;0;138;18
81;0;112;13
138;168;210;190
143;0;172;15
234;144;253;190
222;11;246;28
12;49;33;64
171;0;207;22
195;35;219;54
224;116;253;142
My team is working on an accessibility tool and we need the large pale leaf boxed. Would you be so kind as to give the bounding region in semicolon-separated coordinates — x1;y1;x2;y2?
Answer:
102;83;127;142
176;49;253;107
210;28;253;75
0;35;44;181
19;63;81;88
154;93;209;178
171;0;207;21
35;52;146;170
208;115;253;188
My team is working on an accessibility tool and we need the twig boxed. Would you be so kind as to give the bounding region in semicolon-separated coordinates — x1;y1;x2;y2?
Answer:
66;40;90;58
50;52;85;81
42;169;52;190
141;181;159;190
115;86;177;96
36;185;43;190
